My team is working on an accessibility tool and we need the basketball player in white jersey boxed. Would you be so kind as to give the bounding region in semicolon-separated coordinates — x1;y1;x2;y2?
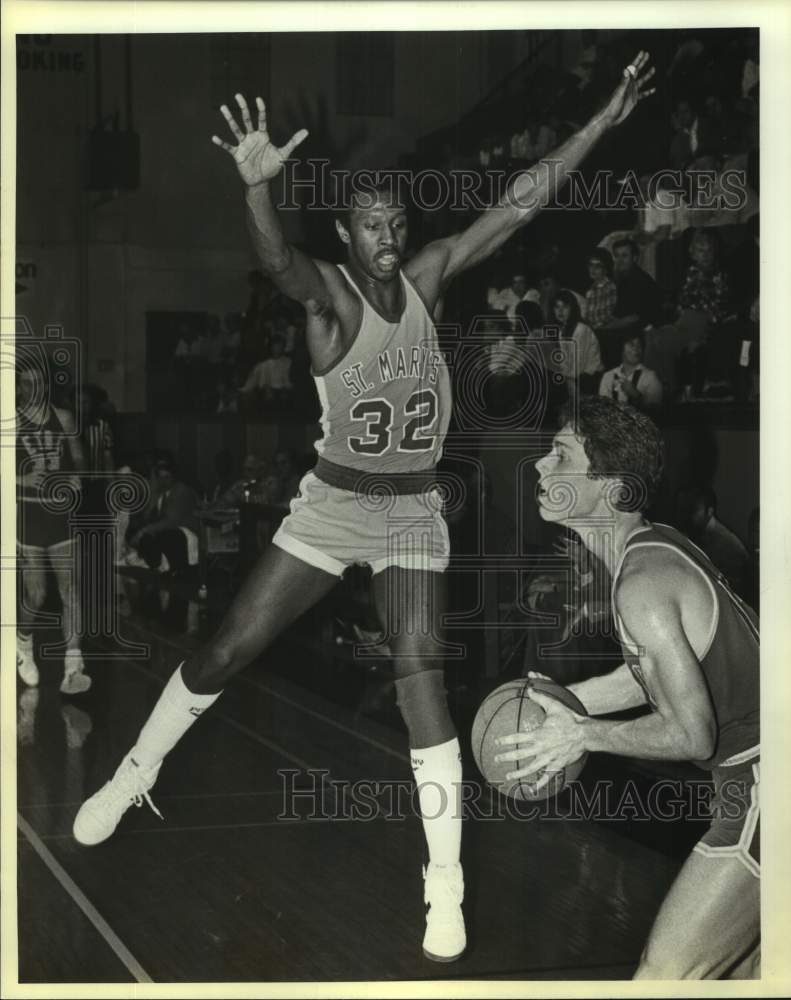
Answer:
74;54;655;962
16;356;92;695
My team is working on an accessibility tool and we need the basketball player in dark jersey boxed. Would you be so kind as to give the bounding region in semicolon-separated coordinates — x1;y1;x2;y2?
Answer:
495;397;759;978
16;357;91;694
74;56;655;962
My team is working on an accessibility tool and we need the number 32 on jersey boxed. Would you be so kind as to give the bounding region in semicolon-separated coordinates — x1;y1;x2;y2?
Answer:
349;389;438;455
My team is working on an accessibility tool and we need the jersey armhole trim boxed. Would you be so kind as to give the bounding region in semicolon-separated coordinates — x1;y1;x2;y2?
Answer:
310;265;364;378
624;541;719;660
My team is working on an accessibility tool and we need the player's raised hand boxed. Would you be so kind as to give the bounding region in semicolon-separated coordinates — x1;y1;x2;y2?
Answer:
599;51;656;129
211;94;309;187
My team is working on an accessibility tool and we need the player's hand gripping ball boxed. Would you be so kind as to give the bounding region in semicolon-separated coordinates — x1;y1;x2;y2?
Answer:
472;678;588;800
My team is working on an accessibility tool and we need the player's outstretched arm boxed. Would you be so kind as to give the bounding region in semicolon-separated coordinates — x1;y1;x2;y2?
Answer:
212;94;331;309
412;53;655;290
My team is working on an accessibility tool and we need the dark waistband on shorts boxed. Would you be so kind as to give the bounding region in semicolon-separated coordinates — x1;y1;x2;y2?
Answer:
313;457;439;496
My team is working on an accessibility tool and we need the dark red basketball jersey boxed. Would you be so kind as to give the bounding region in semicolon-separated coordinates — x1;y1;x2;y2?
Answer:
611;522;759;769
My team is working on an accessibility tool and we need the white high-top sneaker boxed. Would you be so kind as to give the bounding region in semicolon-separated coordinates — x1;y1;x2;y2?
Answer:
422;862;466;962
73;749;163;845
16;634;39;687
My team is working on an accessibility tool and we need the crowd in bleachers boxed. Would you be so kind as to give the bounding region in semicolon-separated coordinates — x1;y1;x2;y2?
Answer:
454;28;759;418
164;269;318;419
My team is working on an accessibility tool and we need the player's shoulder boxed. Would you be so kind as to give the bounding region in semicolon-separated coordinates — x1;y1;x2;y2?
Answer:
313;258;348;292
615;542;703;623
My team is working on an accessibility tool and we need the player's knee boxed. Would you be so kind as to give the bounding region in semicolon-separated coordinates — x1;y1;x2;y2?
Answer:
23;577;47;610
394;668;456;747
635;943;718;980
184;641;242;694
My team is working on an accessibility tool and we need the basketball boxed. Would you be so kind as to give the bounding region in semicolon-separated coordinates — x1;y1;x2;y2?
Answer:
472;678;588;800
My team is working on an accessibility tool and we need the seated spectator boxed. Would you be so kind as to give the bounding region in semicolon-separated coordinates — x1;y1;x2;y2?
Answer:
669;97;720;171
646;229;732;397
239;334;294;406
598;335;663;410
207;453;268;509
675;485;749;597
678;228;731;323
486;273;540;323
610;238;662;331
551;290;603;394
538;273;585;325
581;249;617;359
125;455;200;575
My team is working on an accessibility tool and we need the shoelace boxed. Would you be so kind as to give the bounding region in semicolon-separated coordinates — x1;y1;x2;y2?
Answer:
104;763;164;821
423;866;463;905
131;788;164;821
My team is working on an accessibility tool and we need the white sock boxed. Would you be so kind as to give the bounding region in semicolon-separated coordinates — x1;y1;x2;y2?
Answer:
133;664;221;769
64;649;84;672
410;736;463;867
18;632;33;651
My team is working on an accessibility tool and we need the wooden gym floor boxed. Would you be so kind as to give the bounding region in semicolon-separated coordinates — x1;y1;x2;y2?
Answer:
15;568;700;984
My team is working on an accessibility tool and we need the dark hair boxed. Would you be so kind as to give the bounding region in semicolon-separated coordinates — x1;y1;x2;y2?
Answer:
154;451;177;475
612;238;639;258
552;289;582;337
567;397;665;512
333;170;410;228
587;248;614;278
514;300;544;334
622;332;645;352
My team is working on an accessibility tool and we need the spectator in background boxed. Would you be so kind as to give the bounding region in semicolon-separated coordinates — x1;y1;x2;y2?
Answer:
599;334;663;410
678;229;730;324
510;113;556;163
551;290;603;395
270;449;302;507
239;270;271;370
669;97;720;171
538;273;585;325
487;273;540;324
206;314;226;367
222;313;242;366
214;374;239;415
741;36;759;100
595;238;662;368
210;453;269;508
675;485;749;598
126;455;200;576
645;229;731;397
582;248;618;365
207;449;237;506
75;383;114;472
239;334;294;407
